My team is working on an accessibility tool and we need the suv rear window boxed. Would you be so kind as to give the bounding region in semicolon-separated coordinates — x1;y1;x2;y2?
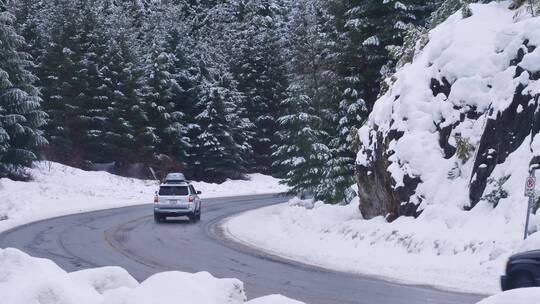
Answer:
159;186;189;196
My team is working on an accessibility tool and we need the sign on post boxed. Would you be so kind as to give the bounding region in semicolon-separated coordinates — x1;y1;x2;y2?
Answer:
525;175;536;197
524;173;537;240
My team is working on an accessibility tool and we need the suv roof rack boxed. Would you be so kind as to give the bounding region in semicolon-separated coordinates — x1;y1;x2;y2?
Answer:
163;172;188;183
165;172;185;179
164;180;189;184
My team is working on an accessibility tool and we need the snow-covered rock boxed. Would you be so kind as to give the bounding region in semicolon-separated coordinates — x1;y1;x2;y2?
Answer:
0;161;288;232
0;247;302;304
356;1;540;220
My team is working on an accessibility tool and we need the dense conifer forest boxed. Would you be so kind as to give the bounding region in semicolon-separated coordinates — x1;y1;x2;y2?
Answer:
1;0;514;203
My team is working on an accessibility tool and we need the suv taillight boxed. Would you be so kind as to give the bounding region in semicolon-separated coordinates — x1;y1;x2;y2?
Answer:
188;195;194;203
154;195;159;203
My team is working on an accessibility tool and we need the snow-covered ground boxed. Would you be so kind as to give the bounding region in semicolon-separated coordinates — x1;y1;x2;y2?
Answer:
477;288;540;304
225;2;540;298
225;198;513;294
0;247;302;304
225;196;540;299
0;161;288;232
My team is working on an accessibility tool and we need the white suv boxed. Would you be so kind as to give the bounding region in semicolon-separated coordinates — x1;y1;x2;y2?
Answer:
153;173;202;223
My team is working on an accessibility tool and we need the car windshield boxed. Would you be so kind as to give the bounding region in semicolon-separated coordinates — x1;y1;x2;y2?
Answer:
159;186;189;196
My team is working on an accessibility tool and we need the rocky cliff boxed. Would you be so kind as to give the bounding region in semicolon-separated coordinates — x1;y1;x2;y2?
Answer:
356;3;540;221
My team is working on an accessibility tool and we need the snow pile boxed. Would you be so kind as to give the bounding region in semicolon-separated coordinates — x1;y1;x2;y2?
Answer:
0;161;287;232
226;198;520;293
476;288;540;304
0;247;301;304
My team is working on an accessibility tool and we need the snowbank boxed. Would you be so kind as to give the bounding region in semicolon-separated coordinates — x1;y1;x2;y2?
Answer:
476;288;540;304
0;161;287;232
222;2;540;295
0;247;301;304
226;199;516;294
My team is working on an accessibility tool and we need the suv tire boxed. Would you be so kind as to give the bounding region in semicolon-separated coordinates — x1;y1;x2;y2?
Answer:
154;213;162;223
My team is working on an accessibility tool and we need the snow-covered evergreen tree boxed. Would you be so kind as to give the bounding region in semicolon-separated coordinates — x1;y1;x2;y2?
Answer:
231;0;289;174
143;40;185;161
430;0;475;27
37;0;83;161
273;0;330;197
0;10;47;179
189;63;248;182
36;0;115;163
140;3;193;165
99;5;150;163
75;3;112;158
6;0;464;187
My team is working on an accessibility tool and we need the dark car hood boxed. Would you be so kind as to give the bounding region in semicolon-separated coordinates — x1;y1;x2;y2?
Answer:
510;250;540;260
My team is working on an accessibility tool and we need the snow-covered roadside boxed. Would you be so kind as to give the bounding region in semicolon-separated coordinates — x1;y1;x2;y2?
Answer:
0;161;288;232
477;288;540;304
0;247;302;304
0;163;298;302
224;196;540;295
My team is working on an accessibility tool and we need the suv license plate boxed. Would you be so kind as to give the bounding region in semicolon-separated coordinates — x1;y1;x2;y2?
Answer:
169;200;178;204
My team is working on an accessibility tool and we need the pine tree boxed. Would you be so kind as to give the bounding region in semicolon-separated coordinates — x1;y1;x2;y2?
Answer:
143;40;184;160
75;3;113;159
430;0;475;27
38;0;81;161
388;0;451;74
141;3;192;165
99;6;150;163
273;0;330;197
185;0;255;177
312;0;369;203
0;10;47;179
189;63;247;182
10;0;45;64
231;0;289;174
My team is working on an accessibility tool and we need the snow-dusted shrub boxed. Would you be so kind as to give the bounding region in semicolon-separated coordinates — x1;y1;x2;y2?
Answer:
462;2;474;18
455;135;474;163
482;175;510;208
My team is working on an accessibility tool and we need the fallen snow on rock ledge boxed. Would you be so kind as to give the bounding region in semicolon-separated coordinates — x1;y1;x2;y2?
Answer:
0;161;287;232
0;247;302;304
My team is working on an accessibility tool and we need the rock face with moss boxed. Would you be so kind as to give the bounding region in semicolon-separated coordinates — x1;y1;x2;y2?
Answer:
356;3;540;221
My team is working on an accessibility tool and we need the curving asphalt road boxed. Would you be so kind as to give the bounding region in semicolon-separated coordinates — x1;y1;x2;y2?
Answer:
0;194;485;304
